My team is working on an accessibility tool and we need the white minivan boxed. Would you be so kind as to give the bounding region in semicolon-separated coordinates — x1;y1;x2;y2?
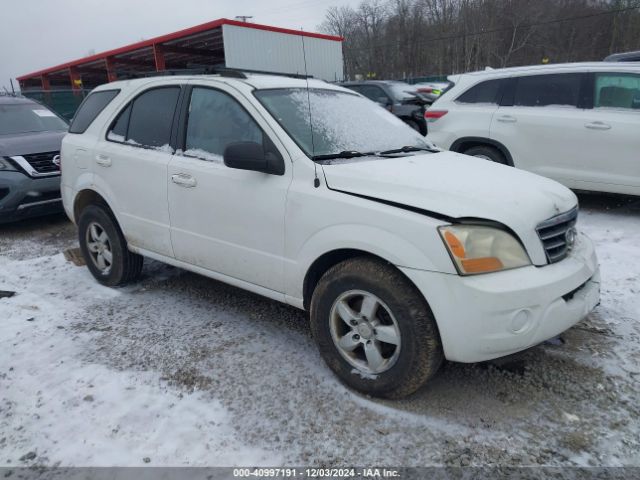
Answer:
61;72;600;398
427;62;640;196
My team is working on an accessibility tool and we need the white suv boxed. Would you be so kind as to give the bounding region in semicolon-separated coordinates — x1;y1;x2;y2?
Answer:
61;72;600;398
427;62;640;196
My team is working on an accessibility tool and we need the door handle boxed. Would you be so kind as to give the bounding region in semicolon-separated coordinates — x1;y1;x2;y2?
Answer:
496;115;517;123
171;173;197;188
95;154;112;167
585;121;611;131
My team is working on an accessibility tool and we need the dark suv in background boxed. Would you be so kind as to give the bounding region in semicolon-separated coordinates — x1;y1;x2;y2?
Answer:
0;95;68;223
341;80;431;135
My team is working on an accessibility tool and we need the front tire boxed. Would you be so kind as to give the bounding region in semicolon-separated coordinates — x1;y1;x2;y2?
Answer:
78;204;143;287
310;257;443;399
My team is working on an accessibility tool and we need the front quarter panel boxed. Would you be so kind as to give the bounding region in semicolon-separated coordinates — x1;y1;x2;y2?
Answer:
284;166;456;302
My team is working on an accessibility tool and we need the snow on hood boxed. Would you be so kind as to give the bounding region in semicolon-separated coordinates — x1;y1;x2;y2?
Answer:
321;151;578;265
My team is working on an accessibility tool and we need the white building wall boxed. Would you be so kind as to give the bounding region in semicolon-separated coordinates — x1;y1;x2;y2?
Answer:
222;24;344;82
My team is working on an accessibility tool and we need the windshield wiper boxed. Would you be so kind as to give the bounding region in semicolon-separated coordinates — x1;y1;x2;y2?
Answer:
378;145;439;155
312;150;376;161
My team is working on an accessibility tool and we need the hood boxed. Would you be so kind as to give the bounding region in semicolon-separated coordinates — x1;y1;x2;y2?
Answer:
321;151;577;265
0;130;67;157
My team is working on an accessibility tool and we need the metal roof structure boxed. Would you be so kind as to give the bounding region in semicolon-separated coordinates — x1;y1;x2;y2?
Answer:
17;18;344;91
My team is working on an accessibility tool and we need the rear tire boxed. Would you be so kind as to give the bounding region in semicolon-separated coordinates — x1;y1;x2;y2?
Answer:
463;145;507;165
78;204;143;287
310;257;443;399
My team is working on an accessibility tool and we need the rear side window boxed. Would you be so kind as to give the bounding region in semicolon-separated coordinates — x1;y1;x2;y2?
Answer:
514;74;582;107
594;73;640;110
69;90;119;134
108;87;180;148
456;79;504;104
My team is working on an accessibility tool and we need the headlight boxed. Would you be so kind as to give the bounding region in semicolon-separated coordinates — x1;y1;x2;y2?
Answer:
0;156;17;171
439;224;531;275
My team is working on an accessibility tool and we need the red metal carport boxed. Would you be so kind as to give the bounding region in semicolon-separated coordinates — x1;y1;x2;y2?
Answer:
17;18;343;91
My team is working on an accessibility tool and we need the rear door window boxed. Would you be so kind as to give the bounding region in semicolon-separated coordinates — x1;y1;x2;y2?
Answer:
456;79;504;104
513;74;582;107
107;104;131;142
594;73;640;110
69;90;119;134
109;87;180;148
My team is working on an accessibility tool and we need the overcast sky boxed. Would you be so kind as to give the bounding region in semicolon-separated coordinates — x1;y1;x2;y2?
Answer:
0;0;360;91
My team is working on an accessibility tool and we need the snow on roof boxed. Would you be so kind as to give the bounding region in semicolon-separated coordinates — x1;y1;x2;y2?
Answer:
459;62;640;78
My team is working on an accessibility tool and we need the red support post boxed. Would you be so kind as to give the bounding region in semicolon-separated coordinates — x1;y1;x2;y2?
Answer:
69;66;83;92
41;74;51;91
105;57;118;82
153;44;166;71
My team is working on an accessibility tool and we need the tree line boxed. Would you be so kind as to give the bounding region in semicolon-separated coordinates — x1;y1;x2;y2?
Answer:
319;0;640;80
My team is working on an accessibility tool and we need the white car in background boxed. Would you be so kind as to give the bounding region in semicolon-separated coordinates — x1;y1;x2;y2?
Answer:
61;73;599;398
427;62;640;196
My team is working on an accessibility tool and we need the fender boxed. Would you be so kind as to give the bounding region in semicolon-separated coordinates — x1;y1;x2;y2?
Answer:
450;137;514;166
285;223;457;302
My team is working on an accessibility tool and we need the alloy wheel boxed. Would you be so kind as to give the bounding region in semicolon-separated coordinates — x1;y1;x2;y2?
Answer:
329;290;401;375
85;222;113;274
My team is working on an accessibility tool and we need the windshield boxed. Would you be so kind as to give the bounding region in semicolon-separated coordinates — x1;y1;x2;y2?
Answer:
0;103;68;135
254;88;431;158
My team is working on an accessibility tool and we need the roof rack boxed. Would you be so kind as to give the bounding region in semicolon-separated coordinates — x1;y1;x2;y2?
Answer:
116;66;313;81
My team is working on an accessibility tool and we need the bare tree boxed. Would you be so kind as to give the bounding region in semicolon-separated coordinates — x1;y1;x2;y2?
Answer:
319;0;640;80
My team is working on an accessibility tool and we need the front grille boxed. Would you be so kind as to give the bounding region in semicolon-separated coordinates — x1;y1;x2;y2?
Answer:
536;207;578;264
22;151;60;175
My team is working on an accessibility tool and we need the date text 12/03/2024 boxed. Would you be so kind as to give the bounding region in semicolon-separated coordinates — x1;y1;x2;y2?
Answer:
233;468;401;478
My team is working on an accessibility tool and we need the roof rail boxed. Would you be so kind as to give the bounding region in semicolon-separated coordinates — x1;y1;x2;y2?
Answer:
115;66;246;79
227;68;314;79
115;66;313;81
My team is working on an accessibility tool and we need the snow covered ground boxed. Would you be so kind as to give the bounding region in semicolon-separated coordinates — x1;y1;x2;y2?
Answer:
1;194;639;467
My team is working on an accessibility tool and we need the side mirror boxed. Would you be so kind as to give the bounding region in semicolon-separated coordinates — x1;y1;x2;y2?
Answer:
223;141;284;175
376;96;391;106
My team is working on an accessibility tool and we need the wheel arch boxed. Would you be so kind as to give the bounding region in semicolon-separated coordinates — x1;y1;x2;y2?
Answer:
73;189;117;224
303;248;424;311
450;137;514;166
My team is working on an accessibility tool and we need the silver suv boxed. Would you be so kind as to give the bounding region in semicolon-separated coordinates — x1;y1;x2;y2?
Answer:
0;95;68;223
